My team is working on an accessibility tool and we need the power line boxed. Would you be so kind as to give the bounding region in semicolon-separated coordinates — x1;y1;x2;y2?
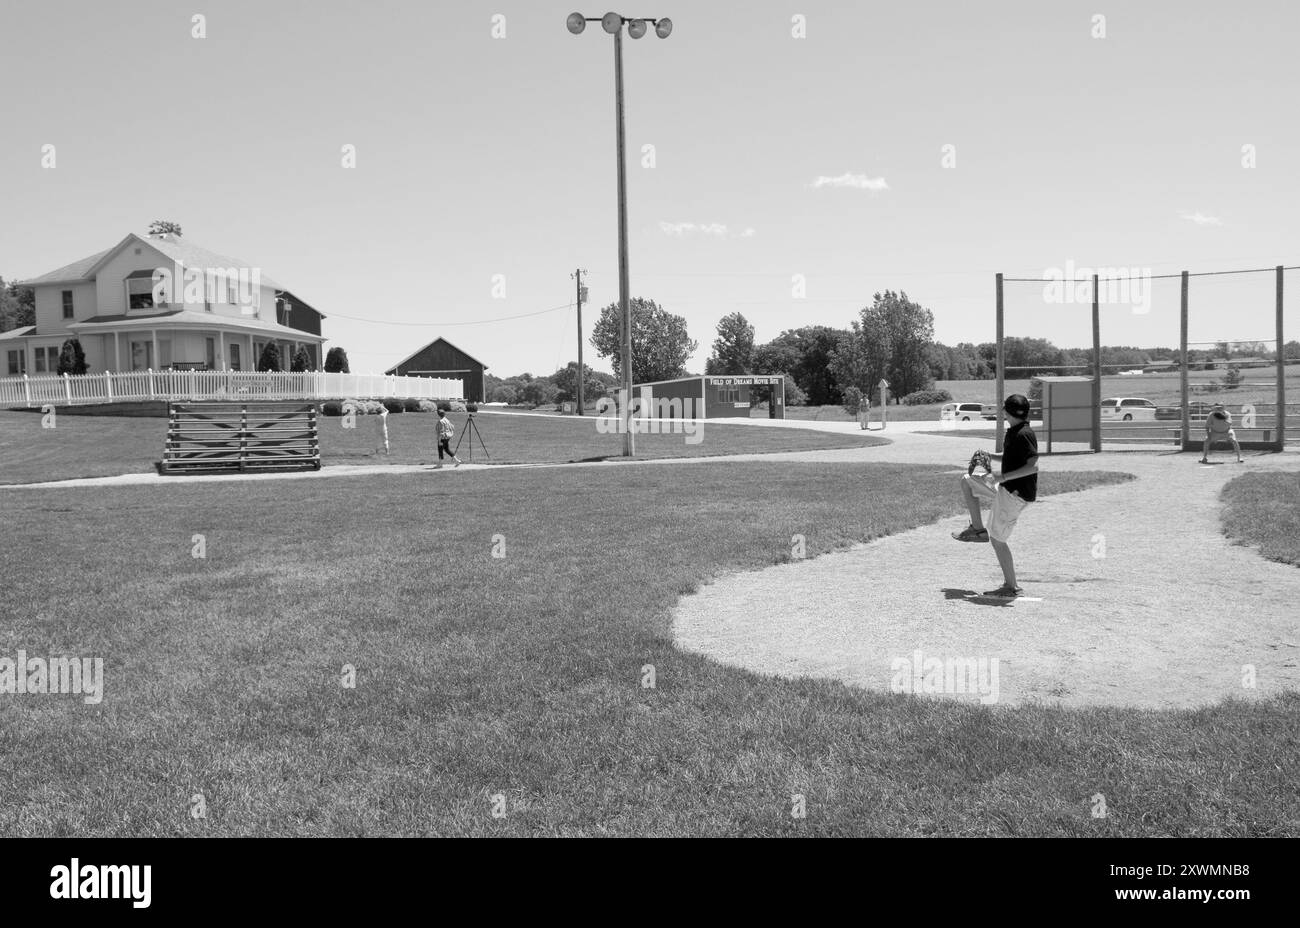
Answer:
326;301;575;327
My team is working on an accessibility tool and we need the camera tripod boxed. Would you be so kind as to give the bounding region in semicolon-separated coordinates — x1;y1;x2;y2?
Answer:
453;413;490;462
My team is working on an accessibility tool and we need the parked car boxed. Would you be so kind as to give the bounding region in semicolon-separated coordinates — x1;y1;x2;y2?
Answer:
979;402;1043;421
1100;397;1158;421
941;402;985;422
1155;401;1212;421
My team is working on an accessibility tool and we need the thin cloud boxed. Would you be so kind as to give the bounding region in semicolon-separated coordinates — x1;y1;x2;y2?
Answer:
810;172;889;191
1179;210;1222;226
658;222;754;239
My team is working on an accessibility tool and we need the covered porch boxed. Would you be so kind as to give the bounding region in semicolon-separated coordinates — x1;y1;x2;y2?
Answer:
68;312;326;373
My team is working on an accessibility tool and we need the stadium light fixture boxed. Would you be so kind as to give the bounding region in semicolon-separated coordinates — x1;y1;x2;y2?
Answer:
566;11;672;457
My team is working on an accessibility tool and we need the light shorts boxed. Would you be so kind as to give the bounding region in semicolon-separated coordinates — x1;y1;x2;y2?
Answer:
962;473;1029;542
1208;428;1237;441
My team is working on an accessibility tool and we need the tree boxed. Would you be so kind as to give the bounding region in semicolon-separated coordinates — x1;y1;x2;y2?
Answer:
148;220;182;237
0;278;36;332
830;292;934;403
257;342;282;372
590;297;697;384
324;347;350;373
829;322;889;404
551;361;607;406
57;338;88;375
290;346;312;372
754;326;849;405
705;312;755;375
518;379;557;407
489;384;518;404
1284;340;1300;361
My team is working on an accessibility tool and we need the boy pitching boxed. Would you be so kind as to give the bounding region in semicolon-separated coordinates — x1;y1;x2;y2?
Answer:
435;408;462;468
1200;403;1243;464
952;394;1039;598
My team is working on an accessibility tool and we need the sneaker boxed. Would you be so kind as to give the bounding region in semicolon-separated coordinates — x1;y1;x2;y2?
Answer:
952;525;989;543
1198;458;1209;464
982;584;1024;598
454;459;462;467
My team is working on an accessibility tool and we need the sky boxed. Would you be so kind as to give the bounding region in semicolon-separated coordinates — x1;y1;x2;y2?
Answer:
2;0;1297;377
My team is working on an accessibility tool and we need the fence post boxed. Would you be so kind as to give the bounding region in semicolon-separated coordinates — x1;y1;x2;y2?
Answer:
1277;266;1286;451
105;371;113;402
23;373;31;407
63;372;72;404
147;369;155;399
1180;271;1190;451
995;273;1005;453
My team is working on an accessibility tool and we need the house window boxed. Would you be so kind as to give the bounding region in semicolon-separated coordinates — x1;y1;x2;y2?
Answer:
127;277;159;309
62;290;74;319
205;338;216;369
229;343;241;371
7;350;26;375
34;347;50;373
130;340;153;371
159;339;172;369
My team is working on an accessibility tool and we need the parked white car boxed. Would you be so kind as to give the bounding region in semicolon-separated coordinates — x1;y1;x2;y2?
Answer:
941;402;985;422
1100;397;1158;421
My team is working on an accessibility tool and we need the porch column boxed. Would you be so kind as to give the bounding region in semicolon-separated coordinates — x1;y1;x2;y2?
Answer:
218;330;225;370
113;331;120;372
151;329;159;372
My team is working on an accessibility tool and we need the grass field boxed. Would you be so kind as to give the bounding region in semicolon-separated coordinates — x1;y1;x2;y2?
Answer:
1220;472;1300;567
0;409;882;485
16;462;1296;837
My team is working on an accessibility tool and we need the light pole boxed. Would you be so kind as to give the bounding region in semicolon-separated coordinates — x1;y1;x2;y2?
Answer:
567;11;672;456
572;268;588;414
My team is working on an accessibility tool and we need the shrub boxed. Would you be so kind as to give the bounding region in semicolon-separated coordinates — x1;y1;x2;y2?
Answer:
418;399;441;413
448;400;467;412
402;398;422;412
257;342;282;372
841;386;865;417
902;388;953;406
320;401;344;416
324;347;350;373
381;399;405;414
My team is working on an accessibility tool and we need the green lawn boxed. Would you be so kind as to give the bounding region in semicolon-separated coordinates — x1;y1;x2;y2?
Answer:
1220;472;1300;567
0;408;883;485
3;461;1295;837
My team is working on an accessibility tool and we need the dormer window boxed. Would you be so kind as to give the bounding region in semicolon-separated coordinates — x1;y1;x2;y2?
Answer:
125;269;165;310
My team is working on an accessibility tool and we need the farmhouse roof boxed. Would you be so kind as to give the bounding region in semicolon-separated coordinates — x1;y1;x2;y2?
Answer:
19;233;285;290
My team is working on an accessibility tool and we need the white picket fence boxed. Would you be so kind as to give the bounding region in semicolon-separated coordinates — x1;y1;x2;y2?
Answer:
0;370;464;408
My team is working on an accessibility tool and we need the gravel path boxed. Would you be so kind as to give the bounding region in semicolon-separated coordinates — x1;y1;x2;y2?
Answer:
672;428;1300;709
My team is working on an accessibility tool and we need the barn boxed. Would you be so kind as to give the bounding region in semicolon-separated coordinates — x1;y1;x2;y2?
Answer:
385;337;488;403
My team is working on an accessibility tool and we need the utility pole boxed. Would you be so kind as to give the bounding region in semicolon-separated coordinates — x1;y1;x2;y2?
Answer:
572;269;588;414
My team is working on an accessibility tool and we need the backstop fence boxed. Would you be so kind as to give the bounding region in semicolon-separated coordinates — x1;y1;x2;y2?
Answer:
997;265;1298;452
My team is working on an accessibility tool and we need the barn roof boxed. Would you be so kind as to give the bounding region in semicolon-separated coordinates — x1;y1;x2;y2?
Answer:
385;337;488;374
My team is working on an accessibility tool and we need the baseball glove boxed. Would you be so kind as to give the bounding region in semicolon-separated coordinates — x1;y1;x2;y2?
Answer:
967;449;993;476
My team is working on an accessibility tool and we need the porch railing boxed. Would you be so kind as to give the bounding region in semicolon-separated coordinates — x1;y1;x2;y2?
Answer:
0;370;464;408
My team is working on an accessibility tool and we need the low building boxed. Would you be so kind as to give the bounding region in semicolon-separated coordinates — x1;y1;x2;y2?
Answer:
628;374;787;419
386;338;488;403
3;229;326;375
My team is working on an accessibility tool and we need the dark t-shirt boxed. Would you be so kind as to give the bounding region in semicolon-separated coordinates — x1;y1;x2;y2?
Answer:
1001;422;1038;502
